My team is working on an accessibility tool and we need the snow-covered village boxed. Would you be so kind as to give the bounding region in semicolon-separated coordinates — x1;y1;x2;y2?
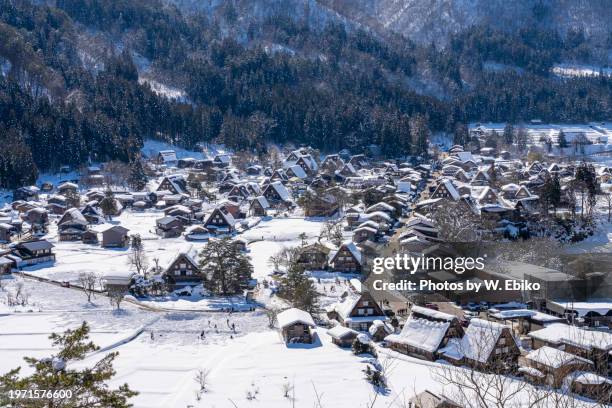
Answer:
1;122;612;408
2;1;612;406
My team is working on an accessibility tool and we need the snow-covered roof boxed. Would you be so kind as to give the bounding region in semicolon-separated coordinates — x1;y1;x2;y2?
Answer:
360;211;391;222
566;371;612;386
103;270;135;284
365;202;395;213
456;151;475;163
385;317;450;353
445;318;512;363
327;325;358;340
277;308;315;329
328;241;363;265
268;181;291;201
368;320;393;336
439;179;460;200
411;305;457;322
252;196;270;209
525;346;592;369
490;309;562;323
61;208;87;225
206;207;235;227
58;181;78;189
548;300;612;317
288;165;307;179
477;186;496;201
518;366;545;378
214;154;231;163
528;323;612;351
330;293;361;320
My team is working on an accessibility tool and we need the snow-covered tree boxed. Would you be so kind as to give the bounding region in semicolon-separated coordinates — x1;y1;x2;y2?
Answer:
99;190;118;220
278;262;320;314
0;322;137;407
127;159;147;191
198;238;253;295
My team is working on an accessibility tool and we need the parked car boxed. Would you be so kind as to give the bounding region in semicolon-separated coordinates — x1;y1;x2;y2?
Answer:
465;302;481;311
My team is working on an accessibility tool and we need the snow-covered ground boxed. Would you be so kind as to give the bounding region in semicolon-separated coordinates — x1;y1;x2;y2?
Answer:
469;122;612;149
552;64;612;78
1;276;599;408
138;77;188;102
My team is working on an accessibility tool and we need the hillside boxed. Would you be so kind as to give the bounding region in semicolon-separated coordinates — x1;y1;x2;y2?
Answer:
319;0;612;52
0;0;610;188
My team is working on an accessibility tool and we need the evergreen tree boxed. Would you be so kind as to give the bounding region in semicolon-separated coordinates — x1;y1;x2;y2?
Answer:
278;261;320;314
540;174;561;215
0;322;137;407
502;123;514;146
127;159;147;191
453;123;469;147
409;114;429;158
198;238;253;295
0;128;38;189
99;190;118;220
558;130;569;149
484;130;499;149
574;162;598;219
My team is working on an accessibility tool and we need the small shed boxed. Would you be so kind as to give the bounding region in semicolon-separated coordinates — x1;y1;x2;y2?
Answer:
327;325;358;347
368;319;394;342
277;308;315;344
81;229;99;244
101;226;130;248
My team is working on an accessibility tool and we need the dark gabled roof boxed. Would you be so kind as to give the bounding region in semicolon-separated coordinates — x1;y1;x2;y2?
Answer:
157;216;179;226
18;240;54;252
103;225;129;234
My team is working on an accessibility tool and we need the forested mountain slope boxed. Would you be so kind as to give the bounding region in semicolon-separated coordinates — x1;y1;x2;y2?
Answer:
0;0;610;188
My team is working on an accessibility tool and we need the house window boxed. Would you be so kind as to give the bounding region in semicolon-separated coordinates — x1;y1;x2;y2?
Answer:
360;323;368;331
499;338;506;346
180;263;186;269
358;309;364;315
362;301;369;306
367;308;373;315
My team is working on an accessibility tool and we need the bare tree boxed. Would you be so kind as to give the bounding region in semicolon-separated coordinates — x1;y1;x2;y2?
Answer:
427;324;608;408
194;368;210;396
432;201;480;243
78;272;97;303
488;237;563;271
319;221;343;246
13;281;29;306
150;257;162;275
103;160;130;188
603;188;612;222
265;307;279;329
433;354;524;407
281;381;293;399
108;287;125;310
127;240;149;276
268;246;296;272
